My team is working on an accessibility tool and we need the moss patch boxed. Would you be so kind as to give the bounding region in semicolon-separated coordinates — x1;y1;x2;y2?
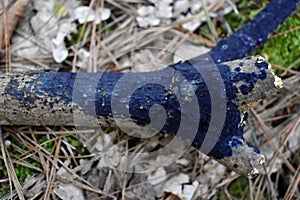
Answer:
225;0;269;30
258;11;300;73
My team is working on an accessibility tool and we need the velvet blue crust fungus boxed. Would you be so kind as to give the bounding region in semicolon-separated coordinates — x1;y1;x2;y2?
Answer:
202;56;276;160
6;72;75;109
239;84;254;95
4;57;267;160
165;56;270;159
1;56;279;176
7;78;22;101
128;83;181;135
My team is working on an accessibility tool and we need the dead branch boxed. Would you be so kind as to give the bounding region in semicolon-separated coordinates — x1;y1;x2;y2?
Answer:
0;56;281;177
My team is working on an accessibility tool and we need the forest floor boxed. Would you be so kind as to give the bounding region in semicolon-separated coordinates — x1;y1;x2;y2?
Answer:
0;0;299;199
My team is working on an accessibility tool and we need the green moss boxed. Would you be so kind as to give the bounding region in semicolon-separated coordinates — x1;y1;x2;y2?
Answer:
69;24;88;45
218;191;228;200
0;163;34;197
32;161;42;168
14;164;33;182
226;0;269;30
0;136;46;197
11;137;28;151
38;135;55;153
228;177;249;197
0;130;86;197
0;160;8;177
66;136;80;147
216;176;257;199
0;184;10;197
258;11;300;73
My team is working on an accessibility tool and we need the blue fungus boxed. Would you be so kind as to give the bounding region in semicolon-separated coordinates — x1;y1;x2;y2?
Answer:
5;56;269;160
246;141;260;154
239;84;254;95
228;137;243;148
6;87;23;101
237;32;257;47
255;61;269;69
167;60;251;159
6;73;77;109
10;79;19;87
258;70;267;79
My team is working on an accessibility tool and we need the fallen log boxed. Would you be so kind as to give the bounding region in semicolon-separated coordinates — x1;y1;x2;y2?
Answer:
0;56;281;177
